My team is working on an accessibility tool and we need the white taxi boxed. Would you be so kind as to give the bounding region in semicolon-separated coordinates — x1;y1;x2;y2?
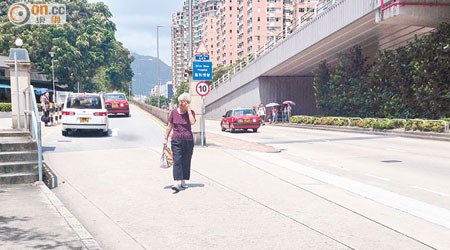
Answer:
61;93;109;136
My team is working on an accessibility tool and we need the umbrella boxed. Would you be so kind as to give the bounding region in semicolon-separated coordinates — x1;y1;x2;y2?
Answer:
265;102;280;107
34;88;50;95
283;100;296;105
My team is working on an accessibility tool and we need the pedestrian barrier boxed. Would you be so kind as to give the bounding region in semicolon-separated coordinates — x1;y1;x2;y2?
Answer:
133;101;169;124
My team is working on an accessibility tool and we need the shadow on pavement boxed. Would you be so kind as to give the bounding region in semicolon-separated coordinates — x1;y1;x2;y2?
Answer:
42;146;56;152
0;216;81;250
163;183;205;189
64;130;111;138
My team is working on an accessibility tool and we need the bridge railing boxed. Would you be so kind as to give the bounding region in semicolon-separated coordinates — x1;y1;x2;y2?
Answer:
211;0;338;90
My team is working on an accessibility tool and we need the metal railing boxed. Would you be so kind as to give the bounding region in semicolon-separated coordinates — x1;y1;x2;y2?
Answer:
22;85;43;182
211;0;338;90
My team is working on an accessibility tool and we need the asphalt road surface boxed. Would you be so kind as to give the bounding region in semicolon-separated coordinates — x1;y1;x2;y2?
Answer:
42;106;450;250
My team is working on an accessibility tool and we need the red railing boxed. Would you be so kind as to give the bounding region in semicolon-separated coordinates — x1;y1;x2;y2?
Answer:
381;0;450;11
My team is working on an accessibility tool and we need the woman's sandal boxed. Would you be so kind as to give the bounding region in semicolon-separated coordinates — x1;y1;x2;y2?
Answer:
171;186;180;192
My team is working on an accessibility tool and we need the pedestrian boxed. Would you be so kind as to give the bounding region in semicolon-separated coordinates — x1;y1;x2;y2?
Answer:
164;93;196;193
285;104;292;122
40;91;50;126
271;106;278;124
257;104;266;125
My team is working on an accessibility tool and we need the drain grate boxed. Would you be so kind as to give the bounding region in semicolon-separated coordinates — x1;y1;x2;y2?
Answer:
381;160;402;163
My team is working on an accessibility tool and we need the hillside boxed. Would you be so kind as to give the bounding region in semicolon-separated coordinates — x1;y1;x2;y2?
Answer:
131;52;172;96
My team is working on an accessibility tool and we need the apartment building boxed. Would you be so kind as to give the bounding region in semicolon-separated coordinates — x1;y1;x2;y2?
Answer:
172;0;333;82
171;0;218;88
171;11;187;88
215;0;240;66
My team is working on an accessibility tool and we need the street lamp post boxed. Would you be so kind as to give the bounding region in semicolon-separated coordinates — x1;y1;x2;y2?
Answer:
49;52;56;103
14;38;23;129
157;25;162;108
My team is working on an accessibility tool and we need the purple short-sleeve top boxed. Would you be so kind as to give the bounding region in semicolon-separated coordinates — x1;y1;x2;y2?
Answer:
169;109;196;141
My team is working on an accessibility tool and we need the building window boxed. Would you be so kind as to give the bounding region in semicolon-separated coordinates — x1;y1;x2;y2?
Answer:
257;17;260;21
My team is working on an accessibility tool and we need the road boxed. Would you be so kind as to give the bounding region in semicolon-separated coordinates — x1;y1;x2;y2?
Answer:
42;105;450;250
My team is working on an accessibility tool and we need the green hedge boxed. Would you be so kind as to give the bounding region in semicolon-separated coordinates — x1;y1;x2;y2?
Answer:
0;103;11;112
290;115;449;133
0;103;46;112
313;23;450;119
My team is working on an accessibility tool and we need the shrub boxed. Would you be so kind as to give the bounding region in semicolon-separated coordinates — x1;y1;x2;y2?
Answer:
373;119;405;129
405;120;446;132
0;103;12;112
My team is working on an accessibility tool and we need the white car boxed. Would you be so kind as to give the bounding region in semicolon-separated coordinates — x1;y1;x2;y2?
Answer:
61;93;109;136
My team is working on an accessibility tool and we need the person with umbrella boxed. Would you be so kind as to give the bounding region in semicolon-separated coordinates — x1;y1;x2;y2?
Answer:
283;101;295;122
265;103;279;124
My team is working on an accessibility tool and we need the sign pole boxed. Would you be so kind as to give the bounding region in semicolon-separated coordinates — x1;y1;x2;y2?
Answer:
201;96;205;147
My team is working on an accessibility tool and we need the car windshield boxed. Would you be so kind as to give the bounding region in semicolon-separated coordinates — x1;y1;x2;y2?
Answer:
233;109;255;116
66;95;102;109
105;94;126;101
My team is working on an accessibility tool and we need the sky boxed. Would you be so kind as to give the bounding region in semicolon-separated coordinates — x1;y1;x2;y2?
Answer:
87;0;184;66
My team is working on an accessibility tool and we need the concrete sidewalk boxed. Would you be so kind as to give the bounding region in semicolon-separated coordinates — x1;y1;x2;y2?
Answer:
0;183;101;250
0;117;12;130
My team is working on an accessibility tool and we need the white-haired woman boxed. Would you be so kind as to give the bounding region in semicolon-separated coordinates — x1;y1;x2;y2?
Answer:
164;93;196;192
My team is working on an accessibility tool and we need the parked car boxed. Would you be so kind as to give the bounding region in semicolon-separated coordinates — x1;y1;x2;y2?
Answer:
104;93;130;117
221;108;261;132
61;93;109;136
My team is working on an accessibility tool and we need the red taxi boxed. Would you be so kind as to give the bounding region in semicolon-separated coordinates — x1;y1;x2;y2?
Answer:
104;93;130;116
221;108;260;133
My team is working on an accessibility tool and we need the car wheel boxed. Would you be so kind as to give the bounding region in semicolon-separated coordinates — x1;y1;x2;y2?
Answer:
243;129;248;132
221;123;225;131
253;128;258;132
62;130;68;136
125;113;130;117
101;130;108;137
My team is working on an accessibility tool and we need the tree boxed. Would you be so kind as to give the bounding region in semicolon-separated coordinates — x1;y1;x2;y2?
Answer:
0;0;133;92
145;96;170;108
172;81;190;105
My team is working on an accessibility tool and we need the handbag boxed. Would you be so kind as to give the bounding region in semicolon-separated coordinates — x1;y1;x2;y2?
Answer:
41;114;50;123
160;144;174;168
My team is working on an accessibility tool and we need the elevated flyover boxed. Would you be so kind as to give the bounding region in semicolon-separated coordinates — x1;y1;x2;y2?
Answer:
205;0;450;118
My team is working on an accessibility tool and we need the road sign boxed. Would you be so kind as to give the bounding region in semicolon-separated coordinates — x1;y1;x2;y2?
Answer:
195;54;210;61
196;81;210;96
193;61;212;81
195;41;209;54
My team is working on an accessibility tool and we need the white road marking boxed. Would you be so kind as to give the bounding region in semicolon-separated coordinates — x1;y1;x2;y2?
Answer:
365;173;390;182
249;151;450;230
412;186;449;197
329;164;350;171
111;128;120;137
386;148;408;153
306;157;321;163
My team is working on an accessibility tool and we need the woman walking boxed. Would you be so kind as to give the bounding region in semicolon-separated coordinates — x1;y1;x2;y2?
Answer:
257;104;266;125
40;91;50;126
164;93;196;192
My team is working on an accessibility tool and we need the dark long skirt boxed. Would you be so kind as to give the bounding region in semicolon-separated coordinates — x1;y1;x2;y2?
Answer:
171;140;194;180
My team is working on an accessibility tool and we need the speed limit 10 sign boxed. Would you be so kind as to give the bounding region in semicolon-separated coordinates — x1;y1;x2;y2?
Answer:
196;81;210;96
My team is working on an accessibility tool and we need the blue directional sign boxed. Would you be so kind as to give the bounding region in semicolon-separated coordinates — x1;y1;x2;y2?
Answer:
193;61;213;81
195;54;210;61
